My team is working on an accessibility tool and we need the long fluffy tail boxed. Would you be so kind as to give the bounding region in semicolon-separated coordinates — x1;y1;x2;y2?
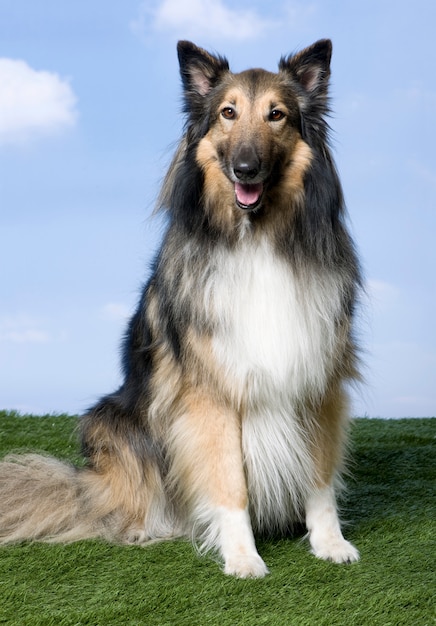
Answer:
0;451;175;545
0;454;112;543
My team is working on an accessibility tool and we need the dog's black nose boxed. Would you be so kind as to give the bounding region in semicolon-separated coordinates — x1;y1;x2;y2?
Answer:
233;146;261;181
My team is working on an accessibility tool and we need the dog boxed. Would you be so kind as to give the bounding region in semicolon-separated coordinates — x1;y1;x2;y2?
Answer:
0;39;361;578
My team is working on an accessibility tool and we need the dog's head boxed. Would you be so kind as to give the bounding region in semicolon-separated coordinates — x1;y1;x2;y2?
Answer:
177;40;332;214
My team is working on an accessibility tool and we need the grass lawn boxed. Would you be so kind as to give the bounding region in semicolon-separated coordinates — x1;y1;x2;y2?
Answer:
0;412;434;625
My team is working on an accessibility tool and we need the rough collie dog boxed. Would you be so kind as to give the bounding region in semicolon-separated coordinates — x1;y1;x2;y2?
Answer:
0;39;361;578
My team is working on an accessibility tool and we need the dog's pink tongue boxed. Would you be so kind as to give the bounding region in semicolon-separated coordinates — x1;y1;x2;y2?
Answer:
235;182;263;207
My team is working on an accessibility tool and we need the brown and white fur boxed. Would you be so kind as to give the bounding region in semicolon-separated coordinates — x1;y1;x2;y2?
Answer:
0;40;361;578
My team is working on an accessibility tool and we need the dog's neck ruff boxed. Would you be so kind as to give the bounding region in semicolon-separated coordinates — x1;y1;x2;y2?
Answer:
206;237;343;406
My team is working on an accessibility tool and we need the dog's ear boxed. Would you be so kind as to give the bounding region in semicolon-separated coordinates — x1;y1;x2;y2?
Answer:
177;41;229;107
279;39;332;99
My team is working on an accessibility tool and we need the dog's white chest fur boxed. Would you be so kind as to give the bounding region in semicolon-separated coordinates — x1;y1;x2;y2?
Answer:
209;238;341;401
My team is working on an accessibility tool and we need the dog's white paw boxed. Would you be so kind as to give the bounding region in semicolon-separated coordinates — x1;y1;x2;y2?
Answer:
224;554;269;578
217;507;269;578
305;486;360;564
310;536;360;564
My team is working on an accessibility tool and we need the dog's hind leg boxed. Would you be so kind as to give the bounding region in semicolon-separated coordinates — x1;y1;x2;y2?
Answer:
79;401;178;544
305;386;360;563
167;390;269;578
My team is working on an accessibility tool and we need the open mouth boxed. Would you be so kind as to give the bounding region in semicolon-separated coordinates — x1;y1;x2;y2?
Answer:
234;182;264;211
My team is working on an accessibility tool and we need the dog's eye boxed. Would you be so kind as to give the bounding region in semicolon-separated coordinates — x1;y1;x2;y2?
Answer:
269;109;285;122
221;107;236;120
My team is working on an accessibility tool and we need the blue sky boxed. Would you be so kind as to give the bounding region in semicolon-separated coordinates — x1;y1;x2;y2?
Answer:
1;0;435;417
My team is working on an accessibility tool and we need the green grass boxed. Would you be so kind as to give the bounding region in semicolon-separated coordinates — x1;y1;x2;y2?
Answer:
0;411;434;625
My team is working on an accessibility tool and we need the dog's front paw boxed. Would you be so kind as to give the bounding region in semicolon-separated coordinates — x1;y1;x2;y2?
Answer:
311;536;360;564
224;554;269;578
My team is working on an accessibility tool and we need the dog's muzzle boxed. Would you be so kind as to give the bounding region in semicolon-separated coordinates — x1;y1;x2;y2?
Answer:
232;145;264;210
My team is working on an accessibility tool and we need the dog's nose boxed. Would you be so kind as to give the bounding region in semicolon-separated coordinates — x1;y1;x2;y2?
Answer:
233;146;261;181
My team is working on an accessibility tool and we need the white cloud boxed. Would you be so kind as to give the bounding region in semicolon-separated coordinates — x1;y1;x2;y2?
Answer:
366;279;400;312
408;158;436;188
132;0;279;42
396;84;436;110
0;315;51;344
364;339;436;417
100;303;131;322
0;58;77;145
1;329;50;344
